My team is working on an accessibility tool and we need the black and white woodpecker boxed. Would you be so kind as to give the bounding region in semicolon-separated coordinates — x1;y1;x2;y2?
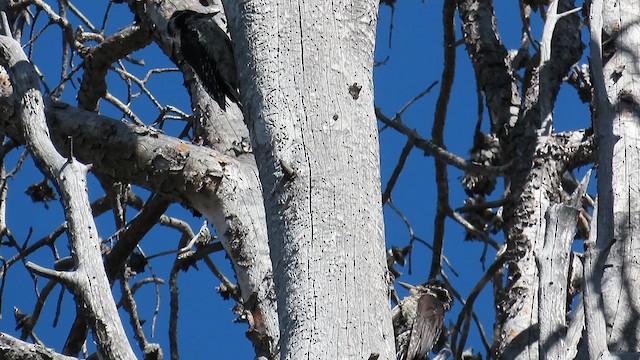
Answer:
392;280;453;360
167;9;240;110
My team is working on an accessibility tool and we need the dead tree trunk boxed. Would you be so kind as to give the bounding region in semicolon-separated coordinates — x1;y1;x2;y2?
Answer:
596;0;640;354
225;1;396;358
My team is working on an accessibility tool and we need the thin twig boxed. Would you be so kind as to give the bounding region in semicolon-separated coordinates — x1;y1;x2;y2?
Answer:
382;136;414;204
376;108;510;176
112;66;181;111
53;284;65;327
379;81;439;132
448;210;500;250
203;256;239;302
0;223;67;277
119;275;150;354
65;1;98;32
20;279;57;340
451;252;508;358
103;92;144;125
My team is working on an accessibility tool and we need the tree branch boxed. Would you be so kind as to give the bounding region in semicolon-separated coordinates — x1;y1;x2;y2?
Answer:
376;108;510;176
78;23;152;111
0;32;136;359
536;171;588;359
0;332;77;360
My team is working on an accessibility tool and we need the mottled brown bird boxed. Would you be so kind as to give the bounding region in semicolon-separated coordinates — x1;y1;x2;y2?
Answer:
393;280;452;360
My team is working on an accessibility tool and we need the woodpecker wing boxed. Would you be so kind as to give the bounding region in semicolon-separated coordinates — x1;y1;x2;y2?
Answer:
172;11;239;109
179;13;224;107
205;21;240;102
405;292;445;360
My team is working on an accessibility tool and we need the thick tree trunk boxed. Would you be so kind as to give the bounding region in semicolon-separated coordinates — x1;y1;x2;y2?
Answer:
225;1;395;359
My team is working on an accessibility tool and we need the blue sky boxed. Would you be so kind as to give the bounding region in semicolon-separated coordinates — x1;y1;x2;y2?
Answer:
376;1;500;354
0;1;592;358
375;0;589;357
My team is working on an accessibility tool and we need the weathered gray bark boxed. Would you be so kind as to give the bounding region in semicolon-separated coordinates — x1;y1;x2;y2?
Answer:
0;1;281;353
124;2;282;357
225;1;395;359
536;173;587;360
457;1;585;358
0;35;136;359
1;97;278;358
583;200;609;360
585;2;612;357
0;333;78;360
596;0;640;353
0;0;397;359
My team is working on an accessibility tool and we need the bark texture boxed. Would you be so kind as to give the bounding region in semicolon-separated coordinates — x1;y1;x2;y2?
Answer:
457;1;584;358
124;2;282;356
0;333;78;360
597;0;640;353
0;35;136;359
225;1;394;359
536;175;587;360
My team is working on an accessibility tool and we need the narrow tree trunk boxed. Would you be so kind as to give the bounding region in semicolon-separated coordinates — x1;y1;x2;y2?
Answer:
597;0;640;352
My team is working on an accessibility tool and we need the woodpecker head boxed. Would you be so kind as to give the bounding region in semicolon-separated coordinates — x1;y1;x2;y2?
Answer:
167;10;219;43
398;279;453;311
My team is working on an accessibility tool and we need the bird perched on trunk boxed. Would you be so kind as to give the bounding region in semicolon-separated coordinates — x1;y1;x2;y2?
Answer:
167;9;240;110
393;280;453;360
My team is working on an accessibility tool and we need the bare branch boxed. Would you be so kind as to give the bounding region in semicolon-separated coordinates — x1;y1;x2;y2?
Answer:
103;92;144;125
379;81;439;133
18;0;84;50
0;332;77;360
536;171;588;359
19;278;57;341
169;258;180;360
119;275;163;360
24;261;71;284
77;23;152;111
376;108;510;176
452;251;508;358
0;32;136;359
105;194;171;282
448;210;500;250
382;136;414;204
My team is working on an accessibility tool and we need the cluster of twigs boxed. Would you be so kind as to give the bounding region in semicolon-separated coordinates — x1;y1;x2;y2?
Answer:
377;0;595;358
0;2;238;359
